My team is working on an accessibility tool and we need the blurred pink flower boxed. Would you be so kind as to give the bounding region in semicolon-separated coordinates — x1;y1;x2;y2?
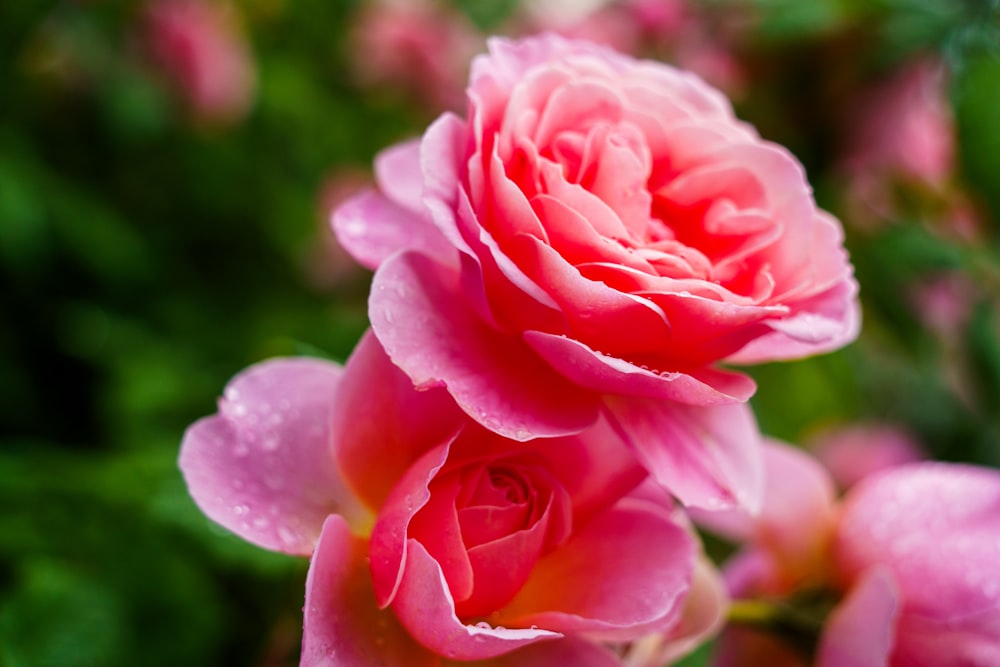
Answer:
824;463;1000;666
702;441;1000;666
843;58;953;187
349;0;482;112
809;423;925;490
180;332;708;665
142;0;256;124
334;33;860;512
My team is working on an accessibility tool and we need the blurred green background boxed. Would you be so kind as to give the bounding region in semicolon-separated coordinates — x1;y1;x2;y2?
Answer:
1;0;998;665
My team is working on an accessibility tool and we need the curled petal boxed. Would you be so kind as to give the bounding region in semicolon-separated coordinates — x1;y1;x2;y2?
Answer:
179;358;368;555
302;515;437;667
391;539;560;661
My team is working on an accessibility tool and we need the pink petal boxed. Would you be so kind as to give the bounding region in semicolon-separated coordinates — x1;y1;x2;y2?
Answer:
497;497;694;641
370;442;454;608
374;138;424;213
392;539;560;661
525;330;756;405
301;515;437;667
465;638;624;667
333;189;451;270
603;397;763;512
692;440;836;587
835;463;1000;621
332;330;464;510
370;251;602;440
179;358;367;555
817;567;899;667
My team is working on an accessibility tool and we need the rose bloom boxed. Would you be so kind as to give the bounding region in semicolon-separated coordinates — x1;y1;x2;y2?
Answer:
180;332;718;666
701;441;1000;666
335;34;859;511
142;0;255;124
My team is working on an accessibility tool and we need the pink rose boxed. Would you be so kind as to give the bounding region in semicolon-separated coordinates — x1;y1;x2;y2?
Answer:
700;442;1000;666
824;463;1000;667
180;332;708;665
142;0;256;124
335;34;858;510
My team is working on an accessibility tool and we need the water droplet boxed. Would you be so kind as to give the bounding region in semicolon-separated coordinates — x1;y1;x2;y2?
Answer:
384;310;395;324
231;403;248;417
261;434;280;451
232;504;249;516
224;388;240;401
252;516;269;529
277;526;296;547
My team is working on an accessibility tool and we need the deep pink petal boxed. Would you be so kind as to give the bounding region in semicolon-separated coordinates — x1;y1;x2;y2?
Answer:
370;442;454;608
179;358;367;555
525;330;756;405
392;539;560;661
604;397;763;512
817;567;900;667
370;251;601;440
301;515;438;667
497;497;694;640
333;330;464;510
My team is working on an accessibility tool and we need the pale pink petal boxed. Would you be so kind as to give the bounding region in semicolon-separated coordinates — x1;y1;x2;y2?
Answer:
370;251;602;440
179;358;367;555
728;275;861;364
391;539;560;661
497;497;694;640
374;138;424;213
332;330;464;510
603;397;763;512
693;440;836;587
835;463;1000;620
333;189;452;270
301;515;437;667
525;330;756;405
817;567;899;667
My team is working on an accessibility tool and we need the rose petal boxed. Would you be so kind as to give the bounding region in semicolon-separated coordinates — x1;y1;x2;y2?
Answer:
603;397;763;512
179;358;368;555
817;567;900;667
370;251;602;440
835;463;1000;620
333;330;464;510
370;442;454;608
525;330;756;405
691;439;836;588
497;497;694;640
301;515;437;667
333;189;451;270
392;539;560;661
